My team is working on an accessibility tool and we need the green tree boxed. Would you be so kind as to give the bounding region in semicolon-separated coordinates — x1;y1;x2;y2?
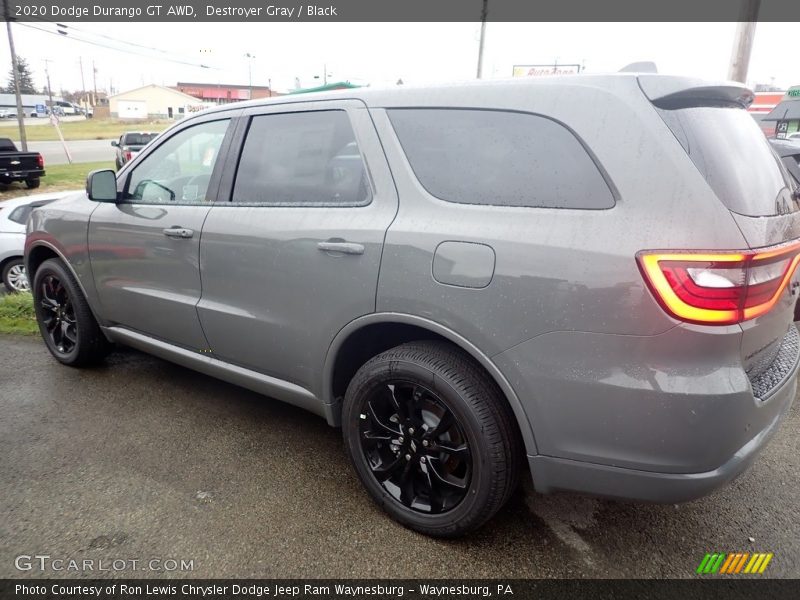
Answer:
5;57;38;94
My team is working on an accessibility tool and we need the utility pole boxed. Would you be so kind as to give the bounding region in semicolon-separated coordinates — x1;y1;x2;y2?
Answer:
92;60;98;106
727;0;761;83
78;57;87;111
476;0;488;79
4;1;28;151
245;53;255;99
43;59;54;112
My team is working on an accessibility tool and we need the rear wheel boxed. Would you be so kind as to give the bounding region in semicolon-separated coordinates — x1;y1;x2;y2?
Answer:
25;177;40;189
342;341;521;537
2;258;29;293
32;258;110;367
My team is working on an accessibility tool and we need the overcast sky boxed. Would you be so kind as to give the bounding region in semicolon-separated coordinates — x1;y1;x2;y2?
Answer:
1;22;796;95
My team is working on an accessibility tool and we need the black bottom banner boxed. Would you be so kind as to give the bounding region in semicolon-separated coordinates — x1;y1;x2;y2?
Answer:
2;579;800;600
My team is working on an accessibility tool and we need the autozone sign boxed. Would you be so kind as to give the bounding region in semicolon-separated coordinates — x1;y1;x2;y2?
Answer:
512;64;581;77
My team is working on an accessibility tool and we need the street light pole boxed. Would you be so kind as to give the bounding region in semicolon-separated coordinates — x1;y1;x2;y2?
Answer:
245;53;255;99
4;1;28;151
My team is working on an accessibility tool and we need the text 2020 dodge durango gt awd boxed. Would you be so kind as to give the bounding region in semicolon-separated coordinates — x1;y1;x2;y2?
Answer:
25;75;800;536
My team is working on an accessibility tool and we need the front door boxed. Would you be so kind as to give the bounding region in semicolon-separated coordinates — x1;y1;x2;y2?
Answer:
88;116;234;350
197;101;398;394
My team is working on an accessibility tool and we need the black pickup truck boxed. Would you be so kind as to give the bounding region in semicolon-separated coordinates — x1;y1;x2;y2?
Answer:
0;138;45;189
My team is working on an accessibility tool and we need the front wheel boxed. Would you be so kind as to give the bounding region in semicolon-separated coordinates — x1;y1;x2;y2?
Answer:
2;258;29;292
32;258;110;367
342;341;522;537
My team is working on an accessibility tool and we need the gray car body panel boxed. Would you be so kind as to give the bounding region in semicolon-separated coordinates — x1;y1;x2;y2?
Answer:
25;74;799;503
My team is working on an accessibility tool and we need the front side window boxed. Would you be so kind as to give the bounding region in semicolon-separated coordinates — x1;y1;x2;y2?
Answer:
124;119;229;204
388;108;614;209
231;110;371;206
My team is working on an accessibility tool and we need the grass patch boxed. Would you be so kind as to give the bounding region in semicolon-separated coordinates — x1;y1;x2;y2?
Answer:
0;292;38;335
17;119;171;142
0;160;114;200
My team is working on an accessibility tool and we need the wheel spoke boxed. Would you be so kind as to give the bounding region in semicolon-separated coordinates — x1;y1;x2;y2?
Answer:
62;322;77;344
426;411;454;439
427;457;467;490
367;400;401;436
361;430;393;447
398;461;415;506
435;442;469;457
371;455;405;482
421;463;443;513
385;384;406;420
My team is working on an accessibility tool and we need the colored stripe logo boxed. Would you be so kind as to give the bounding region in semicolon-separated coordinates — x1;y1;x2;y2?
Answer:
697;552;773;574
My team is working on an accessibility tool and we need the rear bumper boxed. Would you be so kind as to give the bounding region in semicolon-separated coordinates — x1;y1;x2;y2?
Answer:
528;369;795;502
0;169;44;182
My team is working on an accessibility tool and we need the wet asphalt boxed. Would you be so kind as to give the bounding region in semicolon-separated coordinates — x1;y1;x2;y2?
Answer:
1;334;798;579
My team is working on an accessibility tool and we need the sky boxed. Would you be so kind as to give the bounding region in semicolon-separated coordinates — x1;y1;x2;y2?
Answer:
0;22;796;96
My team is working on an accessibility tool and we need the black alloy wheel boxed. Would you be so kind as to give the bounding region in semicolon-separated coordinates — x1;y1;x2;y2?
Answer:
343;341;522;537
359;380;472;514
32;258;110;367
39;274;78;356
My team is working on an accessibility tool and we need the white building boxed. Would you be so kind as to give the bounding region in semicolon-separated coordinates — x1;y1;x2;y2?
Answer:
108;84;205;120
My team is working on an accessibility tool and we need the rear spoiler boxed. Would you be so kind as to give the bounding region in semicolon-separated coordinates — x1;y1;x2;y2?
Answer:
638;75;754;110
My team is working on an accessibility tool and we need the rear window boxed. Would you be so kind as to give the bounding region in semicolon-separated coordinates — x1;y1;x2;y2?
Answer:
123;133;157;146
657;107;795;216
387;108;614;209
8;205;33;225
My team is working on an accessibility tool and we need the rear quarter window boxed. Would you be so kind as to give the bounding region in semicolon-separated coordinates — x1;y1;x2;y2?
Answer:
656;106;795;216
387;108;615;209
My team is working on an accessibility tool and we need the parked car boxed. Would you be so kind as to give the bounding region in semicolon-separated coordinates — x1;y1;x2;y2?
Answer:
0;109;17;119
25;75;800;537
1;193;66;292
787;132;800;141
112;132;158;170
0;138;45;189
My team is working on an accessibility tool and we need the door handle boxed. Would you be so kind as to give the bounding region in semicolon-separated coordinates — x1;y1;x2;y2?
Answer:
163;227;194;239
317;241;365;255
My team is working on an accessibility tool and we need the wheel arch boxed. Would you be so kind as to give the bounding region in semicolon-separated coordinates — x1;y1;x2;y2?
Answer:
323;313;538;456
25;241;109;339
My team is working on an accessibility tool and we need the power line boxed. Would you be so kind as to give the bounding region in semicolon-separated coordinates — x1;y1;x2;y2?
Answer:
15;21;218;70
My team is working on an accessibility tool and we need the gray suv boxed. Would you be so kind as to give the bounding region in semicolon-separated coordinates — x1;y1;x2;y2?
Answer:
25;75;800;537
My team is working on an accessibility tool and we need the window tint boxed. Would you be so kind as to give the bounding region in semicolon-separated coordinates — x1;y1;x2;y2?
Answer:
657;107;794;216
125;119;229;204
232;110;370;206
388;108;613;209
122;133;157;146
8;205;33;225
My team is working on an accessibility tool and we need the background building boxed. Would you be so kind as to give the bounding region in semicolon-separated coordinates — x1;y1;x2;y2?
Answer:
108;84;204;119
174;82;277;104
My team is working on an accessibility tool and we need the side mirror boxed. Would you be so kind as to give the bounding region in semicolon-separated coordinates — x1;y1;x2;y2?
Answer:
86;169;118;202
111;140;119;147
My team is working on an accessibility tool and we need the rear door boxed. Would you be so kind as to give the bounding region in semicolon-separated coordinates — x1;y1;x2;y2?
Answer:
88;114;236;350
197;100;398;393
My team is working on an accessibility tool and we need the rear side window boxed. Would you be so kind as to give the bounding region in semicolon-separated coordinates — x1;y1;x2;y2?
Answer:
657;107;795;216
387;108;614;209
123;133;157;146
8;205;33;225
231;110;371;206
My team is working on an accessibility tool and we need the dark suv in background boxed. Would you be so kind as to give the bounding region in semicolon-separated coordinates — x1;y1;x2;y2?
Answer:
112;131;159;170
25;75;800;537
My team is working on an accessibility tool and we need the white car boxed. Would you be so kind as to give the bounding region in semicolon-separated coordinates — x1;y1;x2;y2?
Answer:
1;192;79;292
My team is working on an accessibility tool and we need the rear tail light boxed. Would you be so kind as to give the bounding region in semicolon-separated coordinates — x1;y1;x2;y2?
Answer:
124;151;132;161
37;154;44;169
637;242;800;325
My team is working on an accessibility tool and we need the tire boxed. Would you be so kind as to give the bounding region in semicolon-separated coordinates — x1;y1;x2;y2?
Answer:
342;341;522;537
31;258;110;367
2;258;30;293
25;177;40;189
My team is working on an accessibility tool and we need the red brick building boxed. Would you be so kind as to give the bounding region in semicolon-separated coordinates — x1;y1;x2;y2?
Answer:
173;82;278;104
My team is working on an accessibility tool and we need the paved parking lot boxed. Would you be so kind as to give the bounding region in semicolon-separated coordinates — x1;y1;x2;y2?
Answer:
1;334;799;579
